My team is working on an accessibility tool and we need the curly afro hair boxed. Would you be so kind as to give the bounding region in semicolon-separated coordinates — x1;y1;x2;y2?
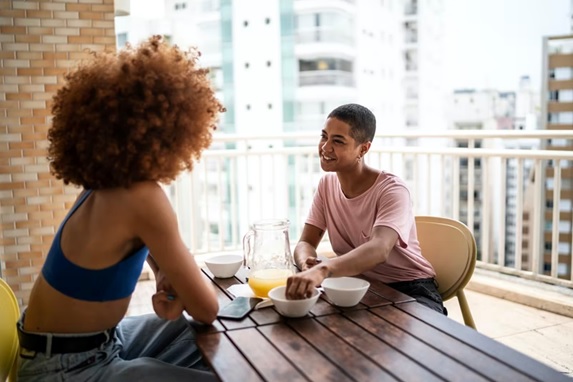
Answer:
48;35;225;189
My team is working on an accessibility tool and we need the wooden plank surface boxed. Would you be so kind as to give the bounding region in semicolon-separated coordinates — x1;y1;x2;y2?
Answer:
288;318;399;381
226;327;308;381
258;324;354;382
249;306;282;325
396;302;572;382
309;297;342;316
343;308;489;382
369;306;536;382
316;313;443;382
196;332;263;382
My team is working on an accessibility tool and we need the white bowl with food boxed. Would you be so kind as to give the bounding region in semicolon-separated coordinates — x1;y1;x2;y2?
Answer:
321;277;370;307
268;286;321;318
204;254;243;278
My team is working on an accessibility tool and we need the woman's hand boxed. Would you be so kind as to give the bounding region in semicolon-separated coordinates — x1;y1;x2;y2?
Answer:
152;270;184;320
286;265;328;300
152;291;184;320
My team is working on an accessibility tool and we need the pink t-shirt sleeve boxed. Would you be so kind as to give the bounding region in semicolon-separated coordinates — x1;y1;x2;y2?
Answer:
373;182;414;248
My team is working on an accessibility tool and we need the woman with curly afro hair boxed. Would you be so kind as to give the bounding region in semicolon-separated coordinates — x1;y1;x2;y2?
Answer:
18;36;224;381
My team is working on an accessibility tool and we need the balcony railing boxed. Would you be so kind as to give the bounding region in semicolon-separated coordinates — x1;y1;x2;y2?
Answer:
166;130;573;290
298;70;354;87
296;27;355;46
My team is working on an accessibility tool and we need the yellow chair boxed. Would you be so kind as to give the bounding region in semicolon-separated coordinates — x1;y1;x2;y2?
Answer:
0;277;20;382
415;216;477;329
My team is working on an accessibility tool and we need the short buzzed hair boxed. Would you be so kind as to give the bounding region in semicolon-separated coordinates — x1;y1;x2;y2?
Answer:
327;103;376;144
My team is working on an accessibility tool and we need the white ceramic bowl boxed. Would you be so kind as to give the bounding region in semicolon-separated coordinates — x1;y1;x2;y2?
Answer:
268;286;320;318
204;254;243;278
321;277;370;307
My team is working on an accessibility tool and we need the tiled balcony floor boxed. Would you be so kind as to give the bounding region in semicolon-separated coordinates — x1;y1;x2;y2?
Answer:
128;280;573;378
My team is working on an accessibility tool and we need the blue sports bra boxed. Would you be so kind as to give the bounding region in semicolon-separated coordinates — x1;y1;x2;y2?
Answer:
42;190;149;302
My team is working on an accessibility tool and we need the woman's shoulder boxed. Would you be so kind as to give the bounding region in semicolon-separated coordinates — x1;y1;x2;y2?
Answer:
99;182;167;211
125;181;164;196
320;173;338;185
376;171;408;188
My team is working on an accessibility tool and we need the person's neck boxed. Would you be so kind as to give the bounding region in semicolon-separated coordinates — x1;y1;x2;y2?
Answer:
336;166;380;199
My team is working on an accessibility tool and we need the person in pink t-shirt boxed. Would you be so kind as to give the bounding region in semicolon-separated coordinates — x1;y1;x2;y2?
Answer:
286;103;446;314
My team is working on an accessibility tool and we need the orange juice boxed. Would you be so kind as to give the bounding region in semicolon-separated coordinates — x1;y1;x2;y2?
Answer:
248;268;294;298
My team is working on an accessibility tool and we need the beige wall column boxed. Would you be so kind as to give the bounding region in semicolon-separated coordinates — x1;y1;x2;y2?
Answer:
0;0;116;306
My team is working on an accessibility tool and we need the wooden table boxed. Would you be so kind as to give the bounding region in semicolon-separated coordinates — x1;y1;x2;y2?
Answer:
191;267;570;382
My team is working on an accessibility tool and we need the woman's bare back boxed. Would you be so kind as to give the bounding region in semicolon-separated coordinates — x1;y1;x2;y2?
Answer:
24;188;148;333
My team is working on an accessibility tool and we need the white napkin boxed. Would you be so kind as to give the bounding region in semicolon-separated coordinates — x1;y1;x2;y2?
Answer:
226;284;274;310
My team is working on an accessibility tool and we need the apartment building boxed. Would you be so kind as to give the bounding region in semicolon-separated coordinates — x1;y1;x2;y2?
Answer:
531;34;573;279
401;0;447;214
448;80;539;264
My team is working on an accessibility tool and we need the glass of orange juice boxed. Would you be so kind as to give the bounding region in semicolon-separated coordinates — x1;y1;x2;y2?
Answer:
248;268;294;298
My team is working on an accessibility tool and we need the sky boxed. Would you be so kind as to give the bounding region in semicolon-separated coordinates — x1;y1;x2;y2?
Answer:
133;0;571;92
443;0;571;92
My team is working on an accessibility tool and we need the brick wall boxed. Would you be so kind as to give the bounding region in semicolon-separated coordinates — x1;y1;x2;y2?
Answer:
0;0;116;306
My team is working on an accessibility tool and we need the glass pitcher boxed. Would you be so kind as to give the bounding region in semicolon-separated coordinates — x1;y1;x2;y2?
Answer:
243;218;295;298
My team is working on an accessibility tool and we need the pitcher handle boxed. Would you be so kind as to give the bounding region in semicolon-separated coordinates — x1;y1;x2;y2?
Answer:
243;229;254;268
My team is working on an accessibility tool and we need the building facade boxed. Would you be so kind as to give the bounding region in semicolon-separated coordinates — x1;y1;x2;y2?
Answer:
536;34;573;279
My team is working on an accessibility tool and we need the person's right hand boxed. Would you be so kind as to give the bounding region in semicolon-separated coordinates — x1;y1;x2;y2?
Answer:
286;264;328;300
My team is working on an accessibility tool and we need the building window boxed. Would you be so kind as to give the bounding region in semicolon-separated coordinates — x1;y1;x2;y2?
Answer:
295;11;355;45
299;58;353;72
117;32;128;48
548;112;573;124
298;58;354;87
174;2;187;10
552;67;573;81
404;21;417;43
553;90;573;102
404;0;417;15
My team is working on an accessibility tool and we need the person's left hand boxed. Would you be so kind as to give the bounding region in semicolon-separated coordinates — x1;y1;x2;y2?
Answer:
286;267;326;300
152;270;184;320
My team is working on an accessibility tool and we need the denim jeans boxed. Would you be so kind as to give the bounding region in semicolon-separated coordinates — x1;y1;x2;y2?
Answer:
387;278;448;315
18;313;217;381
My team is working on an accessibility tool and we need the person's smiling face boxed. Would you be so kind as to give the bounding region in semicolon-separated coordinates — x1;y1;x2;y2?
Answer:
318;117;366;173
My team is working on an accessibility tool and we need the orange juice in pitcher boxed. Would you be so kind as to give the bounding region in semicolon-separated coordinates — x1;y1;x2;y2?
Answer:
248;268;294;298
243;219;295;298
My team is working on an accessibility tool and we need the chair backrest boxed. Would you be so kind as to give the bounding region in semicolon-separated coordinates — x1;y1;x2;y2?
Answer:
0;277;20;382
415;216;477;301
